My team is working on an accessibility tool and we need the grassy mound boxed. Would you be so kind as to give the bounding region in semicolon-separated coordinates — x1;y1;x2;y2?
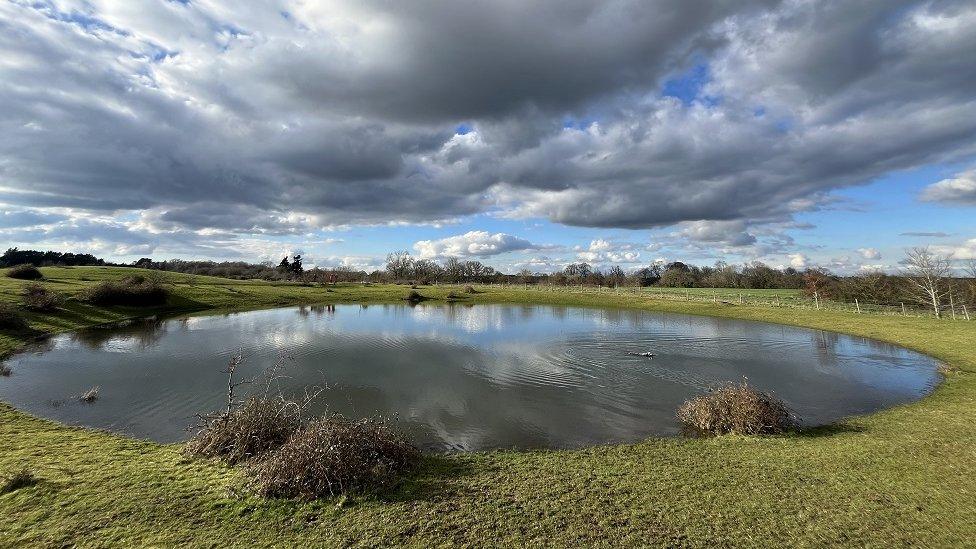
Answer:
677;381;794;435
5;264;42;280
253;416;418;500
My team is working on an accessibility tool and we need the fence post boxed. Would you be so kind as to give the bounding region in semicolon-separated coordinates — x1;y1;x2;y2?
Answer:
901;302;906;315
949;290;957;320
814;291;820;310
964;305;971;321
739;293;743;304
855;298;861;314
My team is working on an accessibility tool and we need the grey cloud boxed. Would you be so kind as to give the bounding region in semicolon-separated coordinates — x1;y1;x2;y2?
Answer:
0;0;974;245
899;231;950;237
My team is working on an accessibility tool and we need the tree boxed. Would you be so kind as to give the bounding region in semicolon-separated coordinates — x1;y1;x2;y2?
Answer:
385;250;414;281
443;257;464;283
290;254;303;276
413;259;443;283
607;266;626;287
902;247;951;318
277;256;291;272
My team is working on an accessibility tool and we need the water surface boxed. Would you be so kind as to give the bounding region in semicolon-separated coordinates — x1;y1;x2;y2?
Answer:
1;304;940;450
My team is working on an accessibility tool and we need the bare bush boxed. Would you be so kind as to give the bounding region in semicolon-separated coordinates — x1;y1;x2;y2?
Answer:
677;381;794;435
405;290;428;303
252;415;419;500
463;285;477;293
0;364;10;377
0;304;28;330
6;264;42;280
21;283;60;312
79;386;100;402
80;275;168;307
185;397;303;464
185;350;319;464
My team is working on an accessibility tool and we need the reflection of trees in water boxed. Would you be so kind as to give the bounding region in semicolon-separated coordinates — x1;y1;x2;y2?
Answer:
72;318;167;351
298;305;335;317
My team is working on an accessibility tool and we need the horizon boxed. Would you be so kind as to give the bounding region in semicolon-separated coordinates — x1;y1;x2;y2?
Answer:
1;1;974;274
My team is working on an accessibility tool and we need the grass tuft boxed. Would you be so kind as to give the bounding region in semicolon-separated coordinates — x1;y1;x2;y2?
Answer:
1;468;38;494
252;415;418;500
0;303;28;330
677;381;795;435
5;264;42;280
79;386;100;403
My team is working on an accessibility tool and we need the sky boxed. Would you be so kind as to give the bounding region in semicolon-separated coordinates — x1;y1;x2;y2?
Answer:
1;0;975;274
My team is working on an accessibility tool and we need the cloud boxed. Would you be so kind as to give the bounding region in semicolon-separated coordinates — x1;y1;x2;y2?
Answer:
574;239;641;264
674;220;757;247
899;231;950;237
0;0;974;257
413;231;539;259
788;253;808;269
932;238;976;261
921;168;976;205
857;248;881;260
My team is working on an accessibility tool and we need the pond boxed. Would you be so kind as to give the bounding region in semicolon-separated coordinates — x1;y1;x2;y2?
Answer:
1;304;941;451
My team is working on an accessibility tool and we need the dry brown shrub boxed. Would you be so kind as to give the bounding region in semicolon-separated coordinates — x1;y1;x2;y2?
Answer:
677;381;794;435
184;397;303;464
252;415;419;500
22;283;60;311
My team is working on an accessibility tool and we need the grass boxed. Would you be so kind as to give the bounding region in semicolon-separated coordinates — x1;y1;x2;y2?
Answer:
1;267;975;546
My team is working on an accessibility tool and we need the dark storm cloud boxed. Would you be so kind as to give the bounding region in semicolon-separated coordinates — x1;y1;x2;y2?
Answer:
0;0;974;245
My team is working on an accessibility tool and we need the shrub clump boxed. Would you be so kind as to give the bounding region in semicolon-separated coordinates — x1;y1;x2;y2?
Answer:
21;283;60;312
253;416;419;500
405;290;428;303
80;275;168;307
184;397;303;464
1;468;38;494
463;285;477;293
6;264;42;280
0;304;28;330
677;381;795;435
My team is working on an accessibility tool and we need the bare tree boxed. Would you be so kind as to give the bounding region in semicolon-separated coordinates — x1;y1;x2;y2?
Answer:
385;250;414;281
901;247;952;318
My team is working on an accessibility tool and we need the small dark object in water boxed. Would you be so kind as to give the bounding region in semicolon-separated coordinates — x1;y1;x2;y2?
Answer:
628;351;655;358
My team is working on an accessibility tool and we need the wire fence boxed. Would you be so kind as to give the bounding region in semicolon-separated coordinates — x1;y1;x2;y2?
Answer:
474;283;973;321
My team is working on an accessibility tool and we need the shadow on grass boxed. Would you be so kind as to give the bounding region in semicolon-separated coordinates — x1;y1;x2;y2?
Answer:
792;421;866;438
383;453;479;504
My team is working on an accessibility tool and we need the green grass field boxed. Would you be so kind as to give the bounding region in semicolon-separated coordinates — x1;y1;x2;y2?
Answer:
2;267;975;547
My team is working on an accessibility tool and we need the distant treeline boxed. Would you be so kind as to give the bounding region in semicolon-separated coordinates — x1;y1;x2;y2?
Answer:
0;248;107;267
5;247;974;317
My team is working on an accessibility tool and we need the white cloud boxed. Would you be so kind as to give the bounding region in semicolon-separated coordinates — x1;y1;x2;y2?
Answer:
921;168;976;205
413;231;538;259
788;253;808;269
857;247;881;260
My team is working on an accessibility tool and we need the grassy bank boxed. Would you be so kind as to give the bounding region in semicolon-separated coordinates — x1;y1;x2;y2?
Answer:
1;267;975;546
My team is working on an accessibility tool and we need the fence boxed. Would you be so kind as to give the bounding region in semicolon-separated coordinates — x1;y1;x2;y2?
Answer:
469;283;973;321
